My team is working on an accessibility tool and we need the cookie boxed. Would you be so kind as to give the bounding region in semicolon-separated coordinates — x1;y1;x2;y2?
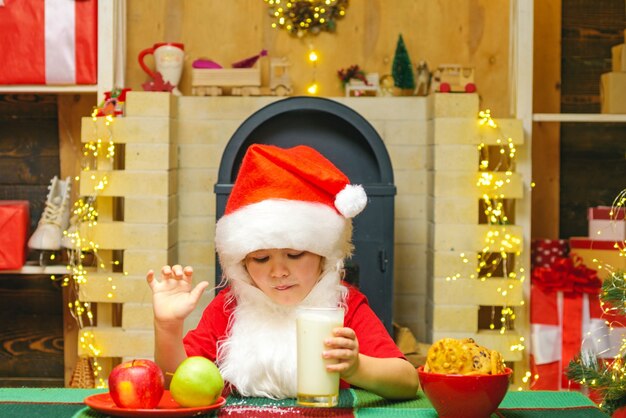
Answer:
490;349;505;374
425;338;474;374
462;339;491;375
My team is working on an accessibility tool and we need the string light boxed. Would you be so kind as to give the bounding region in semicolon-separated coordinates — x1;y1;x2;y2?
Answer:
307;46;319;95
307;83;319;95
52;103;127;388
447;109;527;384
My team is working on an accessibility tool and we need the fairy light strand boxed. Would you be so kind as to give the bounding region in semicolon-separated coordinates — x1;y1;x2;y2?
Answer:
447;109;527;387
307;47;319;95
51;106;126;388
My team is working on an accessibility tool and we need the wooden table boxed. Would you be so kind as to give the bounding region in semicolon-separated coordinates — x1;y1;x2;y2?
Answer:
0;387;609;417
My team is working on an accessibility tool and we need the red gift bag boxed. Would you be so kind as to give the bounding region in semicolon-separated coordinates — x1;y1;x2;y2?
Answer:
0;0;97;85
0;201;30;270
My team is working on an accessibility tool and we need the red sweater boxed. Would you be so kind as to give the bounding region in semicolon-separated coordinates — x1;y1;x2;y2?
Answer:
184;284;403;362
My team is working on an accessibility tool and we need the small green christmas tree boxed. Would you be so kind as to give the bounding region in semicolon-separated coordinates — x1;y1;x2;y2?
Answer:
392;34;415;91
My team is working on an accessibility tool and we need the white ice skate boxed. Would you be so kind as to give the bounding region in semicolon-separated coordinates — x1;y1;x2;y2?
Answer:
28;176;72;251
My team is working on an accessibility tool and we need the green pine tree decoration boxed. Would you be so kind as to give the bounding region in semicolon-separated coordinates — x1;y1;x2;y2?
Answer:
391;34;416;91
567;271;626;416
600;270;626;316
567;350;626;416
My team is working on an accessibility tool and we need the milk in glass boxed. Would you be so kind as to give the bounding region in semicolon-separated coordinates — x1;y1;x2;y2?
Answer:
296;307;344;407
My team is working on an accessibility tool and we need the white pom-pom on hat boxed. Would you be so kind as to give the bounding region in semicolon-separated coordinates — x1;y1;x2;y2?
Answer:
335;184;367;218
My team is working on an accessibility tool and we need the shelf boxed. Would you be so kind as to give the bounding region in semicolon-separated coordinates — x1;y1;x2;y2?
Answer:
0;263;70;276
533;113;626;123
0;85;98;94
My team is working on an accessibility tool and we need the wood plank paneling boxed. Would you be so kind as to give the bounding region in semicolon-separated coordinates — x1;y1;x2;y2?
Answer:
560;123;626;238
532;0;561;240
0;275;64;387
561;0;624;113
559;0;626;238
0;95;66;386
0;95;60;232
125;0;512;116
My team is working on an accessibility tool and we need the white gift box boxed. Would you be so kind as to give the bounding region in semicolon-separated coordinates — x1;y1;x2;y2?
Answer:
588;206;626;242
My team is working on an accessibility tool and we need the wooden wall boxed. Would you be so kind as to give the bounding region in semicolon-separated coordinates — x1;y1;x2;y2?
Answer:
0;275;64;387
124;0;513;116
0;95;64;387
0;95;60;232
559;0;626;238
531;1;561;239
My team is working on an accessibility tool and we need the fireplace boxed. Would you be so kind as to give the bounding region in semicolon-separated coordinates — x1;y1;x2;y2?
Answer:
214;97;396;331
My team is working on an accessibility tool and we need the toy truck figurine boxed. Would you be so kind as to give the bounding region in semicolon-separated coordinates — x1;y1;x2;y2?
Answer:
192;57;292;97
266;57;292;96
431;65;476;93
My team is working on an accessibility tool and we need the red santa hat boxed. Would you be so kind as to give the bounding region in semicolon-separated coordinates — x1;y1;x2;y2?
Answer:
215;144;367;282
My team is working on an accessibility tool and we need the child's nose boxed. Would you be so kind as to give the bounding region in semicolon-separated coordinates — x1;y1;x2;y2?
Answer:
270;261;289;278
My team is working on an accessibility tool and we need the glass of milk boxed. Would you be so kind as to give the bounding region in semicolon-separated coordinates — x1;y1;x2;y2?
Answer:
296;306;345;407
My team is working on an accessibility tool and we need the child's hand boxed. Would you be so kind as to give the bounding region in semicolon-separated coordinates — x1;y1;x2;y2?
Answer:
146;265;209;323
323;327;360;379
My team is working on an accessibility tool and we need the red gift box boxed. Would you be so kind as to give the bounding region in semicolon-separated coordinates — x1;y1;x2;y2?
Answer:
0;201;29;270
0;0;97;85
530;257;607;390
531;239;569;269
570;237;626;280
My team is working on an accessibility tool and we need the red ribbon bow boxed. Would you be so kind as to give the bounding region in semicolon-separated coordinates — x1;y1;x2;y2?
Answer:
531;256;602;295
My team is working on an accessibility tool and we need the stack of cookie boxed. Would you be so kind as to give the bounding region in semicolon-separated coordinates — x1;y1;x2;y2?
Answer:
424;338;505;375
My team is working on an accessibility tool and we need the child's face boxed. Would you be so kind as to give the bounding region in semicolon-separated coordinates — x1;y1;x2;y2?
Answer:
244;249;323;306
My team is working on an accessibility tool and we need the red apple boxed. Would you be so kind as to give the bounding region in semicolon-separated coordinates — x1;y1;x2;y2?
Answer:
108;359;164;409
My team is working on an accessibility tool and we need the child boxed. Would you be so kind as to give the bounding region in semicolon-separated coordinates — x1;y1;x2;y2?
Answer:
147;144;419;400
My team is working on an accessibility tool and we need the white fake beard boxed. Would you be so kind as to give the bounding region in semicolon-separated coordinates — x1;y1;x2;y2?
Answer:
217;266;345;399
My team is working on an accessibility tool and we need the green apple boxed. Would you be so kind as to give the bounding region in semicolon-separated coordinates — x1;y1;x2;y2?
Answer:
170;356;224;407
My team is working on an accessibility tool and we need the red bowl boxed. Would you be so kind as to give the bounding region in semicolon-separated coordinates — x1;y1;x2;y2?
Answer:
418;366;512;418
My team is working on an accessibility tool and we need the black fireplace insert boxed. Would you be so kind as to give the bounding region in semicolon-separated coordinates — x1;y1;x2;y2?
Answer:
214;96;396;333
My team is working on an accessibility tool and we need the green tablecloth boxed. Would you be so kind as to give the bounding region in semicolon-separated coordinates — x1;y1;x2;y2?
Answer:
0;388;609;417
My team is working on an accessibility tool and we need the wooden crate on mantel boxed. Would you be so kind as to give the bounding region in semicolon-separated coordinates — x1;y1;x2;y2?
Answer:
75;92;178;379
426;93;526;364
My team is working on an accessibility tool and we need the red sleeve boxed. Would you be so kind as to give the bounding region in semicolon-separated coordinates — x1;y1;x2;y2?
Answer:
343;284;404;359
183;288;232;361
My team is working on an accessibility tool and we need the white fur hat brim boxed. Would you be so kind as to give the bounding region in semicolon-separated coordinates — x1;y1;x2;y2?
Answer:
215;199;352;281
